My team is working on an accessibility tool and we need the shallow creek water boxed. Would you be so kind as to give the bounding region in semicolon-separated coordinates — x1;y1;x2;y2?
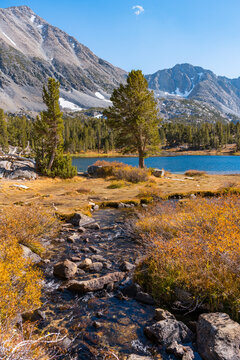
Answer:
40;209;164;359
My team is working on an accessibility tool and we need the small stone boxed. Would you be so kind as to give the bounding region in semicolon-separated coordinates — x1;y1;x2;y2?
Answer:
122;282;142;298
166;341;194;360
103;261;112;269
22;309;46;322
90;262;103;272
135;292;155;305
89;246;100;254
93;321;101;329
77;268;85;275
155;308;176;321
78;258;92;269
106;282;114;292
67;234;79;243
83;238;89;243
118;202;125;209
78;226;86;233
71;256;82;262
91;255;106;262
93;205;99;211
61;337;72;350
53;259;77;280
120;261;135;272
86;222;100;230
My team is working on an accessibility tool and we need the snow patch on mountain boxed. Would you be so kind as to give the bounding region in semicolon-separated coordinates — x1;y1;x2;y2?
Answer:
30;15;36;23
59;98;82;111
1;31;16;46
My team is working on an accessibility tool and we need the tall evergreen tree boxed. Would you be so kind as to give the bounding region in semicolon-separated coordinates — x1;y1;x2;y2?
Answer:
0;109;8;152
34;78;77;178
104;70;161;168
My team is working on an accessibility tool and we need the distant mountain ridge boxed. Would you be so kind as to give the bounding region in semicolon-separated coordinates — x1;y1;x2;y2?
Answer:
0;5;126;112
146;64;240;117
1;6;240;120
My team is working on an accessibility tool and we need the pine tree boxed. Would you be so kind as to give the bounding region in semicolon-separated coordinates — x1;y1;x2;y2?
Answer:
0;109;8;153
104;70;161;168
34;78;77;178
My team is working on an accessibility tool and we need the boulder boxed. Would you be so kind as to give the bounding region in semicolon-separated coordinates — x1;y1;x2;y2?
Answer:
91;255;106;262
22;309;46;322
0;156;37;180
67;272;125;293
122;282;142;298
69;212;95;227
197;312;240;360
78;258;92;269
135;291;155;305
20;244;41;264
144;319;193;346
120;261;135;272
87;165;103;177
155;308;176;321
89;262;103;272
166;341;194;360
53;259;77;279
152;168;165;178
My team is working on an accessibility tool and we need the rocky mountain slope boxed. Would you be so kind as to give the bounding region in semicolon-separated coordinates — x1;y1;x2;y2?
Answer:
146;63;240;117
0;6;126;112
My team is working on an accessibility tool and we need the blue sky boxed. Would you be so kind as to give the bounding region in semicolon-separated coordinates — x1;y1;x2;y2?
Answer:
2;0;240;78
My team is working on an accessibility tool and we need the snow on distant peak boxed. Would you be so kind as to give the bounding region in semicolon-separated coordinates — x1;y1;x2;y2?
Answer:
59;98;82;111
95;92;111;103
30;15;36;23
198;72;203;79
173;87;193;98
1;31;16;47
95;92;105;100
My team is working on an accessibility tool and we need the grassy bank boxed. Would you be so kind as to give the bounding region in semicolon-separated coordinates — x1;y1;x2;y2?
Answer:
134;196;240;320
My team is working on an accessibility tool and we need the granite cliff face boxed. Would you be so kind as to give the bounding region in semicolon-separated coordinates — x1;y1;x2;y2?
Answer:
0;6;126;112
146;64;240;117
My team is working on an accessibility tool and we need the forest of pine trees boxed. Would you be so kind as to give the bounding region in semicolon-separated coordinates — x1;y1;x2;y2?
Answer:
1;109;240;154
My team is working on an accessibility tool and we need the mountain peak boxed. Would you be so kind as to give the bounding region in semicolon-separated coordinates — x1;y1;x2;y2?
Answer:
0;5;126;112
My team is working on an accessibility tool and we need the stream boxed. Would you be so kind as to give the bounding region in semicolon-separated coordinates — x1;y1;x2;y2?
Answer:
39;209;162;360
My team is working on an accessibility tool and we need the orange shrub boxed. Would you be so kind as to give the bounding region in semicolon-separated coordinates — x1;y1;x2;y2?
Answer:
134;196;240;319
93;160;149;183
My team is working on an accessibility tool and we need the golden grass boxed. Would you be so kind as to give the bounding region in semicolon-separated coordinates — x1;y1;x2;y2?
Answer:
0;173;240;214
134;196;240;319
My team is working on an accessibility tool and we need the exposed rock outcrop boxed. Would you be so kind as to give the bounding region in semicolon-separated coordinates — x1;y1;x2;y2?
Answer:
197;313;240;360
0;155;36;179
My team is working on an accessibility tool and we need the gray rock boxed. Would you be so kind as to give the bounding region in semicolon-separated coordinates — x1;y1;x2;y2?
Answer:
78;226;86;233
89;262;103;272
166;341;194;360
152;168;165;178
120;261;135;272
22;309;46;322
144;319;193;346
89;246;101;254
78;258;92;269
93;321;101;329
86;222;100;230
155;308;176;321
53;259;77;280
67;272;125;293
122;282;142;298
70;212;95;227
197;312;240;360
20;244;41;264
91;255;106;262
135;292;155;305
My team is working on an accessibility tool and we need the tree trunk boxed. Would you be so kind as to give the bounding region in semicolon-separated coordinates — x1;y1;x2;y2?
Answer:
138;151;145;168
48;150;56;171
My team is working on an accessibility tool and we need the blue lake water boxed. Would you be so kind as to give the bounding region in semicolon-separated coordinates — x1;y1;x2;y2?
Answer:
72;155;240;174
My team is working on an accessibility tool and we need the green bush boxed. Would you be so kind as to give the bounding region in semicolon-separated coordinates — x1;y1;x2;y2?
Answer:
40;154;77;179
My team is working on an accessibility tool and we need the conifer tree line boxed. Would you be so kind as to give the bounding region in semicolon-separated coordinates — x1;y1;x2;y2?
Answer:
2;111;240;155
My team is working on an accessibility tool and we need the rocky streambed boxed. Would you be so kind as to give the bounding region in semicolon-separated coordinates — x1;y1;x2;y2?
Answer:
24;208;240;360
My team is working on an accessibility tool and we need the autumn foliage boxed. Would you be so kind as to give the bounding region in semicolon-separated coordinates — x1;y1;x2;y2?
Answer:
0;204;60;358
134;196;240;319
94;160;149;183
